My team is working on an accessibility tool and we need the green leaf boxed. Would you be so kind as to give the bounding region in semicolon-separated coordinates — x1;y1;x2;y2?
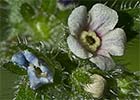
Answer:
116;71;140;99
79;0;139;10
109;0;140;41
55;9;72;24
20;3;35;21
2;62;27;75
5;0;36;23
124;8;140;34
117;8;140;41
114;35;140;71
19;1;66;41
113;0;140;11
14;77;40;100
0;0;11;41
41;0;57;13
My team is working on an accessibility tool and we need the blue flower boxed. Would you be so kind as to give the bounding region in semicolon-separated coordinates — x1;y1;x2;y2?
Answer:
28;64;53;90
11;50;54;89
11;51;29;69
23;50;39;67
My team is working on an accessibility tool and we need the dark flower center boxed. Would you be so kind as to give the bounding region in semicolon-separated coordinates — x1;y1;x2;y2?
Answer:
35;67;42;77
86;36;96;45
79;31;101;53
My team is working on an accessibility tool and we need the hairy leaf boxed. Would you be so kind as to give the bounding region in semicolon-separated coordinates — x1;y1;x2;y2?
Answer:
2;62;27;75
0;0;11;41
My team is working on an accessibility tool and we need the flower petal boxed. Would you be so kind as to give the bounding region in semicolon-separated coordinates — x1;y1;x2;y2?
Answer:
40;64;54;82
90;55;115;70
68;6;87;36
11;51;28;69
27;66;53;90
23;50;39;67
88;3;118;36
67;35;92;59
97;49;111;58
27;67;41;90
101;28;126;56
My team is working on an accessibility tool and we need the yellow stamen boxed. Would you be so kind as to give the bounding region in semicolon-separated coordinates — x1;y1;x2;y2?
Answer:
79;31;100;53
40;72;47;77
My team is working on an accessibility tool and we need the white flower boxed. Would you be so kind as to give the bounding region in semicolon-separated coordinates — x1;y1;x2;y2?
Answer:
84;74;106;98
67;3;126;70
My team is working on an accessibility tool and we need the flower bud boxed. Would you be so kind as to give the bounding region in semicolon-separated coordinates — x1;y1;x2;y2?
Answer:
84;74;106;98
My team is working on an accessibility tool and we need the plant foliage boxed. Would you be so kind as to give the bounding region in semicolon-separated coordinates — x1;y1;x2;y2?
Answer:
0;0;140;100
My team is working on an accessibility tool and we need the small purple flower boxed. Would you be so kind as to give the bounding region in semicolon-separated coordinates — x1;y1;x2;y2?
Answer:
11;50;53;89
58;0;74;6
57;0;77;10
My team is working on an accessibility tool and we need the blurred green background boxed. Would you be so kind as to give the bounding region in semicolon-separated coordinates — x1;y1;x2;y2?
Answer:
0;68;18;100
